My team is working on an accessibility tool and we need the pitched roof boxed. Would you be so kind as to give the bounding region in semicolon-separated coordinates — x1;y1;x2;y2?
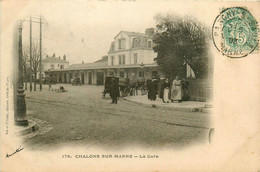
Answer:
42;57;68;63
114;31;152;39
94;56;108;63
49;62;157;72
68;61;108;70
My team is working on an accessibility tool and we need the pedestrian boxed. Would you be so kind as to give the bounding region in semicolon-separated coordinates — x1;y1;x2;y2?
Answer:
49;83;52;91
159;79;164;99
148;76;157;101
135;80;139;95
170;75;182;103
110;77;119;104
129;81;135;96
181;78;190;101
48;76;52;91
162;77;170;103
147;79;152;100
157;76;161;99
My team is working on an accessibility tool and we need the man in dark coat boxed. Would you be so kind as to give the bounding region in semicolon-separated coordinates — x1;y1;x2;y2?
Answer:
148;76;157;101
181;78;190;101
157;76;161;99
110;77;119;104
147;79;152;100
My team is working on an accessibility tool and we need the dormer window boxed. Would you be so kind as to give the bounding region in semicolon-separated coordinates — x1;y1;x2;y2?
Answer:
118;39;125;50
133;38;140;48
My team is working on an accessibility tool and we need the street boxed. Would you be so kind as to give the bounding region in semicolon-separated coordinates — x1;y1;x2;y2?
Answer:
23;84;210;150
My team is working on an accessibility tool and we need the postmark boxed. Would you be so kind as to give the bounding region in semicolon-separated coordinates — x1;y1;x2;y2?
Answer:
212;7;259;58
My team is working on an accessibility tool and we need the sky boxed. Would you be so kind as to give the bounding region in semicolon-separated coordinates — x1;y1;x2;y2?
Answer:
21;1;216;65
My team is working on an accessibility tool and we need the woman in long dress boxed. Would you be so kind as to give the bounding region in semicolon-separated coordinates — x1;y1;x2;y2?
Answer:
171;76;182;102
162;78;170;103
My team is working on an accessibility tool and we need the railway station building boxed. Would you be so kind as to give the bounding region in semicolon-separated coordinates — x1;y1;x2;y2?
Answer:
44;28;194;85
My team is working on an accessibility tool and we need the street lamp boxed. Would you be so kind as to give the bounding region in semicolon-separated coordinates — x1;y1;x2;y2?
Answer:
15;20;28;126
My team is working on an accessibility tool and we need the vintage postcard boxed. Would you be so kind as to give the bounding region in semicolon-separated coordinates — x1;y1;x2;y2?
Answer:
1;0;259;171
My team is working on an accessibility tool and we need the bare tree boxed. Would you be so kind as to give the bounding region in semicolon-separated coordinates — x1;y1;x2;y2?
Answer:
24;41;46;91
22;49;30;90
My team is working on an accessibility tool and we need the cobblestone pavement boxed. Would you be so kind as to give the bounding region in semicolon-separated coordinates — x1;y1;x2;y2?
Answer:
23;84;211;150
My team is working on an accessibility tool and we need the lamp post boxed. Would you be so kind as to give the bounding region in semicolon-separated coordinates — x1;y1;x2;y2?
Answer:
15;20;28;126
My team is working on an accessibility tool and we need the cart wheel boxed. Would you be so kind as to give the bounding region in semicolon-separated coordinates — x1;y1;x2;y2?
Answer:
141;88;147;95
121;90;125;97
123;87;130;97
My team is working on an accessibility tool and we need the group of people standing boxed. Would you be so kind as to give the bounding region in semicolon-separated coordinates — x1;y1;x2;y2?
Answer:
147;75;189;103
109;75;190;104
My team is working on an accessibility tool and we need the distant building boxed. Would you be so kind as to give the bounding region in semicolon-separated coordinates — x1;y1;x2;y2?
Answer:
43;54;69;70
41;54;69;78
46;28;194;85
48;28;162;85
107;28;160;81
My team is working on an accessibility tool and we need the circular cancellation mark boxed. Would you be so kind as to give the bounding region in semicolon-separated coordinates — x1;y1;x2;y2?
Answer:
212;7;259;58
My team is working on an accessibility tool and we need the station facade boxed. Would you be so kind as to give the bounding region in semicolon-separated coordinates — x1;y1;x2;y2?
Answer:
45;28;194;85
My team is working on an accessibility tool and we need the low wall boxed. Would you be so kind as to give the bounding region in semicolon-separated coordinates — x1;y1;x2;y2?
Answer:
187;78;212;102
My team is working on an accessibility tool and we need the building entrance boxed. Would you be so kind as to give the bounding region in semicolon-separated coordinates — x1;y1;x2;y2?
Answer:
81;73;85;84
88;72;92;85
97;72;104;85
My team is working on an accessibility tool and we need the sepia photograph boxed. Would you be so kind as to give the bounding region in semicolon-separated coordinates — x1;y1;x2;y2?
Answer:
1;1;259;171
14;3;213;150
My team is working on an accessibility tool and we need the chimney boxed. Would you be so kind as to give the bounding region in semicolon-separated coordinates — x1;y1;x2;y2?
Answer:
53;53;55;57
145;28;154;36
59;56;61;59
82;61;84;64
63;54;66;61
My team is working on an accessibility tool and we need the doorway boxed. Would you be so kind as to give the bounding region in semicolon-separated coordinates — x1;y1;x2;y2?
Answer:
88;72;92;85
81;73;85;84
64;74;67;83
69;73;72;83
97;72;104;85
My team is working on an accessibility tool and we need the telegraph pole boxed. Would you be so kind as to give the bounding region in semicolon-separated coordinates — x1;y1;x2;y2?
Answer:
29;17;32;92
27;15;44;91
39;16;42;91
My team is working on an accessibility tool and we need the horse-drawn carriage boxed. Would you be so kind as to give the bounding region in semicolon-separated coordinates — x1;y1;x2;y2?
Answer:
102;76;148;98
71;78;82;86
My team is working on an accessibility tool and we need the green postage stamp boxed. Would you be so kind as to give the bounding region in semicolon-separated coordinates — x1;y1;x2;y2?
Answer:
212;7;259;58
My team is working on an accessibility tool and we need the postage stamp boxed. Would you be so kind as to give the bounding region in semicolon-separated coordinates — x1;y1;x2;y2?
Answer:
212;7;259;58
